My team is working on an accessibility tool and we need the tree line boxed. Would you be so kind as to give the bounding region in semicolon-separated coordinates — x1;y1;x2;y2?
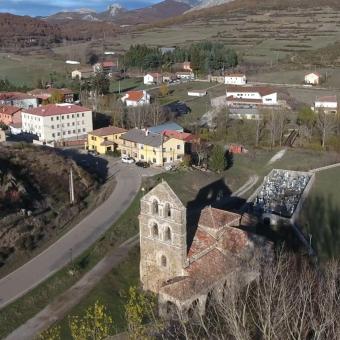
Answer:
122;42;238;74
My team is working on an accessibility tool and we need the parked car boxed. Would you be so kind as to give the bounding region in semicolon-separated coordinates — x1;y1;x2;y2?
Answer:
88;149;98;155
135;161;150;168
164;164;174;171
121;155;134;164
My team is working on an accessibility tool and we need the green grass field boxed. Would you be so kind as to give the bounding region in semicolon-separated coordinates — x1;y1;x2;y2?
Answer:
0;189;143;339
299;167;340;261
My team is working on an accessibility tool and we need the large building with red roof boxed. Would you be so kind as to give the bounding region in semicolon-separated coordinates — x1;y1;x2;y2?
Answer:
226;86;278;106
21;103;92;142
139;181;271;318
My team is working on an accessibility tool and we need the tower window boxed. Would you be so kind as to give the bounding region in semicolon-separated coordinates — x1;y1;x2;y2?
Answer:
152;223;159;238
164;203;171;218
165;227;171;242
152;200;159;215
161;255;167;267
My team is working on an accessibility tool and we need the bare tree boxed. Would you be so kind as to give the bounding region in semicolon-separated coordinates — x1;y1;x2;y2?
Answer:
316;111;337;148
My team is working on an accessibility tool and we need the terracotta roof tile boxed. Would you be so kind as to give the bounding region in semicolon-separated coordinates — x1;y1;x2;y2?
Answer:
0;105;21;116
162;130;196;142
188;229;216;258
23;103;91;117
125;91;144;102
198;206;241;230
90;126;127;137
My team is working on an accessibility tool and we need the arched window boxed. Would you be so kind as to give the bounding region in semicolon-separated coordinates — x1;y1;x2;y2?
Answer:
152;200;159;215
164;203;171;218
161;255;167;267
165;227;172;242
152;223;159;238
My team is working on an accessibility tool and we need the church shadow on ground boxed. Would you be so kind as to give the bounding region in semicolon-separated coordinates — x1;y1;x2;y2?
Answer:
186;178;246;253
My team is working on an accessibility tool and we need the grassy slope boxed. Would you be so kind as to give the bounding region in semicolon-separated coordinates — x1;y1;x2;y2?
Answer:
299;167;340;261
0;189;143;339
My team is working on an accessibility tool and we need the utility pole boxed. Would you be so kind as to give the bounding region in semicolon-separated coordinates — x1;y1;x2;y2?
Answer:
69;168;75;205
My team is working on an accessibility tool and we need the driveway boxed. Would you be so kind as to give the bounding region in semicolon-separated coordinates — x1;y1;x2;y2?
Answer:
0;159;161;309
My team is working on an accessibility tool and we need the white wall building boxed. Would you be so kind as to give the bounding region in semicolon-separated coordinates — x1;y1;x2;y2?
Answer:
305;72;320;85
224;73;247;85
226;86;278;106
144;73;163;85
312;95;338;113
188;90;207;97
21;103;93;142
176;72;195;80
0;92;38;109
121;90;151;107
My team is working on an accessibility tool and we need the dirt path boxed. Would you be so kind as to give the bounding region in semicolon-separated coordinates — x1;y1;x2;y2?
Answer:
5;234;140;340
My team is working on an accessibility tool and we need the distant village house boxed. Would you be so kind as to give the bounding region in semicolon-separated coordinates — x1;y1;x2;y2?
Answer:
144;73;163;85
305;72;320;85
224;73;247;85
121;90;151;107
0;92;38;109
226;86;278;106
312;95;338;114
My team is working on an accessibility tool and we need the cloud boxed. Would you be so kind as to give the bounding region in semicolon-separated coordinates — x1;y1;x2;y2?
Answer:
0;0;161;16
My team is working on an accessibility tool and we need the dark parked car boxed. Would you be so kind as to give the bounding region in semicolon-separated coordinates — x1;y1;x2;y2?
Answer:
135;161;150;168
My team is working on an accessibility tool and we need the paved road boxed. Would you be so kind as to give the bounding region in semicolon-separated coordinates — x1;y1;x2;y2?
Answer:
5;234;140;340
0;160;157;309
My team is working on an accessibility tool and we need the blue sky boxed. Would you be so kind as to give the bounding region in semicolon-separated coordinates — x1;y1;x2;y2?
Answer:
0;0;162;16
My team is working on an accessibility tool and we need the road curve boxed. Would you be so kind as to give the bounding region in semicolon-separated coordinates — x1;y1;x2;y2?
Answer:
0;162;142;309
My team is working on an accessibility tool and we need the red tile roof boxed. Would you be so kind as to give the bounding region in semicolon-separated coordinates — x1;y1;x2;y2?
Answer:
316;95;337;103
102;61;115;68
163;130;195;142
188;229;216;258
198;206;241;230
0;105;21;116
226;86;276;96
225;73;246;77
125;91;144;102
90;126;127;137
0;92;35;100
23;104;91;117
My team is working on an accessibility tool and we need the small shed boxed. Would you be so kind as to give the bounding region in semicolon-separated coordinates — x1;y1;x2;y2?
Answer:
188;89;207;97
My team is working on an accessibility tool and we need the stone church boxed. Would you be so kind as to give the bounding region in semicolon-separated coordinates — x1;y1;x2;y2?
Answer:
139;180;271;318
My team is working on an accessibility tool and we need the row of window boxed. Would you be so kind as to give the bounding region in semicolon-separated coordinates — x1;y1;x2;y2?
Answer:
51;129;86;137
152;200;172;218
51;121;85;129
50;113;85;121
23;115;41;121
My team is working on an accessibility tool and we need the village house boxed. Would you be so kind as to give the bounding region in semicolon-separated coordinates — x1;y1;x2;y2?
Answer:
0;92;38;109
312;95;338;114
119;128;195;166
305;72;320;85
226;86;278;106
27;88;75;104
0;105;22;126
21;103;93;142
139;181;271;318
71;68;93;80
183;61;192;72
188;89;207;97
144;73;163;85
176;71;195;80
224;73;247;85
121;90;151;107
93;60;119;77
162;73;177;83
86;126;127;154
148;122;184;134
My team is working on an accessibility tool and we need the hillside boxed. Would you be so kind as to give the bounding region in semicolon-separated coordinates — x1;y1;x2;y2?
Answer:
0;144;99;269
